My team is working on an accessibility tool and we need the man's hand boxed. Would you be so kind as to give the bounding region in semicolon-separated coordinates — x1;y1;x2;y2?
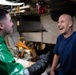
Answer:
50;70;55;75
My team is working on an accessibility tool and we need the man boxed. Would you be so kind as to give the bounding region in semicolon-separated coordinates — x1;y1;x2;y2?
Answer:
50;14;76;75
0;9;52;75
0;8;31;75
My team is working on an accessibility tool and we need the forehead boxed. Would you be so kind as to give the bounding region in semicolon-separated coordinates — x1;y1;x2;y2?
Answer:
58;14;72;22
58;15;67;21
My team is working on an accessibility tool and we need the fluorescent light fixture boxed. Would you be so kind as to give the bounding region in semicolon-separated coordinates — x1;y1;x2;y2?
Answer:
0;0;24;6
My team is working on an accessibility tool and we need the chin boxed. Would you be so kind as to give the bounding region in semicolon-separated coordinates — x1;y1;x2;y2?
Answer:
8;31;13;34
10;30;13;33
60;32;64;34
59;30;65;34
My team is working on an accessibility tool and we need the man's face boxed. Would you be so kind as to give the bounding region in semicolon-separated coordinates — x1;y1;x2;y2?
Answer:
58;15;72;35
2;13;13;34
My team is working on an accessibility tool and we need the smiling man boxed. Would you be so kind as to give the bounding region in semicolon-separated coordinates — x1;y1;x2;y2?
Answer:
50;14;76;75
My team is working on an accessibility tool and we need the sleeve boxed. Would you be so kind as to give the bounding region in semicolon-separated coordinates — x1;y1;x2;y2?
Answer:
0;42;25;75
27;51;51;75
0;60;24;75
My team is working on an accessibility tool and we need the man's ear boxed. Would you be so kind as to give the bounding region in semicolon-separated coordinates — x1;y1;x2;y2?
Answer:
69;21;73;27
0;22;4;30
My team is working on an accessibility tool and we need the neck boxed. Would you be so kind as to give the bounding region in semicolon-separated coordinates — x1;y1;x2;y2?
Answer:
63;29;73;38
0;31;6;38
0;31;3;37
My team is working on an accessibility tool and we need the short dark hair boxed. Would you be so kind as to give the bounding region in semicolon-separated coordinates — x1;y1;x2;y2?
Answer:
0;9;9;21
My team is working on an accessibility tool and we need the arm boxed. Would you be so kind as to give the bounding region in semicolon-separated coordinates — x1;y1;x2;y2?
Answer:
50;54;60;75
27;51;51;75
0;40;25;75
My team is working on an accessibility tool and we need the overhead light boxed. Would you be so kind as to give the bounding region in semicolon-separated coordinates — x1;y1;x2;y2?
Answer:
0;0;24;6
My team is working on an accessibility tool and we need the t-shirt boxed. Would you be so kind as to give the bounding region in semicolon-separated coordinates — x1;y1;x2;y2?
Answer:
53;31;76;73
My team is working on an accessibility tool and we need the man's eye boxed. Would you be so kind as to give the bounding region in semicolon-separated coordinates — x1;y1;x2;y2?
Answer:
61;21;64;23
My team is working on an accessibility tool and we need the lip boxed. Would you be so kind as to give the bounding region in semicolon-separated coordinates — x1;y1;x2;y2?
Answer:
60;28;63;30
59;26;64;30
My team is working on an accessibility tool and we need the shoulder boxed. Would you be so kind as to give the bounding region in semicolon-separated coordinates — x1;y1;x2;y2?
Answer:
73;31;76;35
72;31;76;38
0;36;4;43
55;34;63;44
72;31;76;42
